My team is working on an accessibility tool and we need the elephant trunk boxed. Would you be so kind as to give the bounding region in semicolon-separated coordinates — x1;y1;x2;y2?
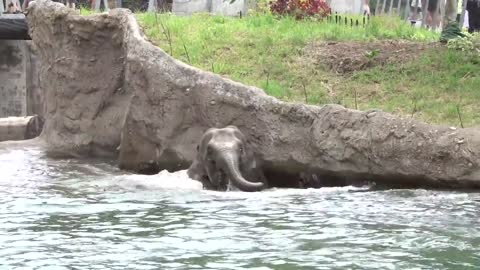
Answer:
219;151;265;192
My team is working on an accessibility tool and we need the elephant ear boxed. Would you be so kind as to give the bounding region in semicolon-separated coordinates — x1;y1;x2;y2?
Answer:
243;138;258;169
232;128;258;170
198;128;216;160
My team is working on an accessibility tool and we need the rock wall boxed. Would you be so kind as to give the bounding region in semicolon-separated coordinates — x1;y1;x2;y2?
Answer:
172;0;247;17
26;0;480;189
27;1;129;157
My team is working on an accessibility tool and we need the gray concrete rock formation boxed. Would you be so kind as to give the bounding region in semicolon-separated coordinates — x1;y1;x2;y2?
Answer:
26;0;480;189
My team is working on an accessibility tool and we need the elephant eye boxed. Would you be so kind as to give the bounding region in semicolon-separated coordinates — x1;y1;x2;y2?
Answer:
239;146;244;154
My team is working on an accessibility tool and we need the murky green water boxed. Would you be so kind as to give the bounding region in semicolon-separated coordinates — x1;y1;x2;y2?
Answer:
1;143;479;269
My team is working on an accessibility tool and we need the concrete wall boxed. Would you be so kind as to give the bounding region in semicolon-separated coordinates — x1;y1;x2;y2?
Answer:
0;40;27;118
330;0;363;14
25;41;43;117
172;0;247;16
0;40;42;118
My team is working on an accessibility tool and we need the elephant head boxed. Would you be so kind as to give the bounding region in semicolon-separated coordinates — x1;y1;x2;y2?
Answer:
188;126;266;192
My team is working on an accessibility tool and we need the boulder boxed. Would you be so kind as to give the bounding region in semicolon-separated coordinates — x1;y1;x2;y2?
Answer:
26;0;480;189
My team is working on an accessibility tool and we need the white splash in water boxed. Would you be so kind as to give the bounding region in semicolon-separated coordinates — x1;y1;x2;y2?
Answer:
109;170;204;191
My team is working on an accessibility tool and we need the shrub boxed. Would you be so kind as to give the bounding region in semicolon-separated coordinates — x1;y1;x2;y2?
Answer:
269;0;331;20
447;32;480;53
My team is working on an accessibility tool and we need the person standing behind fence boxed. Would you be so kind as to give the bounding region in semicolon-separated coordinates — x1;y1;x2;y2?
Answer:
466;0;480;32
3;0;21;13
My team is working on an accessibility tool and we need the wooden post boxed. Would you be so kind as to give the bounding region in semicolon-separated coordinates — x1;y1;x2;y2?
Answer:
397;0;402;15
388;0;394;15
0;0;4;14
382;0;387;14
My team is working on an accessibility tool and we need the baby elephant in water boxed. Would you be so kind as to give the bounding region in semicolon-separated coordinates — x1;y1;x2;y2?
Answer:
187;126;267;192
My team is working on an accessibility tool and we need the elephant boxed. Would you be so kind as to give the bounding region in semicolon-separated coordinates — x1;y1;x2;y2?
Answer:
187;126;267;192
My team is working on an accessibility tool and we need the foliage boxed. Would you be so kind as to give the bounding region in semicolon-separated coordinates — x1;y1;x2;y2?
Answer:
440;21;466;43
364;49;380;60
269;0;331;19
447;32;480;53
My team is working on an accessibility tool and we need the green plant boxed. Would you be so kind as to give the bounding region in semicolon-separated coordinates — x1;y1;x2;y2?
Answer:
365;49;380;60
269;0;331;20
447;32;480;53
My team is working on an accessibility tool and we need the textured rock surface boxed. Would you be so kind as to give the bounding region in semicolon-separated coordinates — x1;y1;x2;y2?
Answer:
27;0;480;189
27;0;130;157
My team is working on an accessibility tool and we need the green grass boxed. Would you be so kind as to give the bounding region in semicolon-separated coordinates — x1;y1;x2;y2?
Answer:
136;14;439;94
340;49;480;126
82;10;480;127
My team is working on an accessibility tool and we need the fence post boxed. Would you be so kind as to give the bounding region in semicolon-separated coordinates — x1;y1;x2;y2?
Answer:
404;0;411;20
459;0;468;29
412;0;419;21
388;0;394;15
94;0;110;11
431;0;441;29
375;0;382;14
148;0;158;11
421;0;430;27
396;0;402;16
381;0;387;14
443;0;457;27
439;0;446;28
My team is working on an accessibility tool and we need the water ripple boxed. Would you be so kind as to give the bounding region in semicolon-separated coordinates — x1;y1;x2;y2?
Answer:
0;144;479;269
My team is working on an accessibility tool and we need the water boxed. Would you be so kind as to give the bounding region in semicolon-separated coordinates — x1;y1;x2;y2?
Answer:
1;143;479;269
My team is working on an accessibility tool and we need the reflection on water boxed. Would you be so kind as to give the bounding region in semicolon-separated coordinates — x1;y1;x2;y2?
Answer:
0;143;479;269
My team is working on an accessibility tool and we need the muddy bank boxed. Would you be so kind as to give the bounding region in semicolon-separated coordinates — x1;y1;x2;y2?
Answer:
26;0;480;189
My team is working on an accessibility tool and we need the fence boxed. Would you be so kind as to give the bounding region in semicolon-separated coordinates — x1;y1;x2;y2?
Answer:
372;0;469;31
327;13;371;27
323;0;471;32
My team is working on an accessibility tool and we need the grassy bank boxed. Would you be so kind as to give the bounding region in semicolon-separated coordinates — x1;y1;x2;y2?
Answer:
80;10;479;127
134;13;479;127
